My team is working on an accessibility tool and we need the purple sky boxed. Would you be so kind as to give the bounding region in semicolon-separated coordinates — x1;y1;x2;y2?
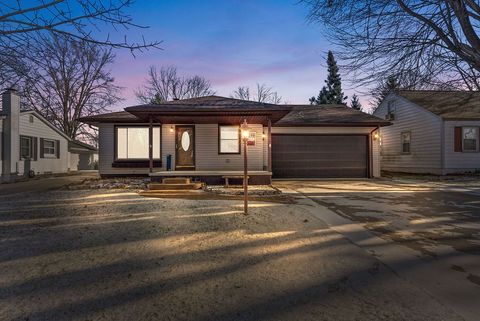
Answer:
108;0;365;111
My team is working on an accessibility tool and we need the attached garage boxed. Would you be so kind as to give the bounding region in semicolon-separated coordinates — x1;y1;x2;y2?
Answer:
272;105;391;179
272;134;368;178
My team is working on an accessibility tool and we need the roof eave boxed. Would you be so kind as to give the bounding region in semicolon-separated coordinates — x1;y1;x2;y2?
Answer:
274;122;391;127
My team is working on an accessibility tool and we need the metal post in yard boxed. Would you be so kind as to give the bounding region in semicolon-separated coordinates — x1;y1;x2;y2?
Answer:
241;119;250;215
149;117;153;173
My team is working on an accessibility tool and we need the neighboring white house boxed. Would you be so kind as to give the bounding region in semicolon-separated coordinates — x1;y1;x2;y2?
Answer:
0;88;97;181
374;90;480;175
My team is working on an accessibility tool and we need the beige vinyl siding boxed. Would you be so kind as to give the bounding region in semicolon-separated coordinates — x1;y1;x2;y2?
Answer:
272;126;381;178
443;120;480;173
374;94;443;174
19;113;69;174
372;128;381;177
98;123;162;175
195;124;264;171
263;127;268;169
97;123;266;175
162;124;175;169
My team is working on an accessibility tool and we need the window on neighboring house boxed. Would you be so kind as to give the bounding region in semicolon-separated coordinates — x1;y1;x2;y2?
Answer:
20;136;32;159
401;131;411;153
219;125;240;154
462;127;478;152
116;126;160;159
43;139;56;157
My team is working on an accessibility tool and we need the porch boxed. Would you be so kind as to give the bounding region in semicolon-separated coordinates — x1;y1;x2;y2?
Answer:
149;170;272;185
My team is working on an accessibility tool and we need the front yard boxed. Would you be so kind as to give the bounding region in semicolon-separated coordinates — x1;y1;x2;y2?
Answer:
0;185;466;321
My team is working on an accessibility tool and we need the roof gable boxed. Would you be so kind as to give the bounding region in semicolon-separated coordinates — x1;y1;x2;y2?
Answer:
395;90;480;119
21;110;71;140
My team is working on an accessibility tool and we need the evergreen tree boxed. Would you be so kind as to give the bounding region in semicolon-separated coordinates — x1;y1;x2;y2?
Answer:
350;94;362;110
371;75;400;108
310;51;347;105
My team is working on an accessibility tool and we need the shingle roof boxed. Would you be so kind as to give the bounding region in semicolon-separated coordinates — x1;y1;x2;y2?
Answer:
78;111;141;123
275;105;390;126
396;90;480;119
78;96;390;126
68;140;98;151
126;95;280;110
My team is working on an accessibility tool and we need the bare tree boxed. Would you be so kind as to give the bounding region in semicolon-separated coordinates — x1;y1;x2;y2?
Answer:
0;1;161;52
22;34;122;142
303;0;480;90
231;83;282;104
232;86;250;101
135;66;215;104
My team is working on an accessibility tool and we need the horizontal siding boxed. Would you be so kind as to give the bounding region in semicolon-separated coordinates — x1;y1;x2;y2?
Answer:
195;124;264;171
444;120;480;173
98;123;162;175
98;123;265;175
374;95;442;173
372;129;380;177
19;113;69;174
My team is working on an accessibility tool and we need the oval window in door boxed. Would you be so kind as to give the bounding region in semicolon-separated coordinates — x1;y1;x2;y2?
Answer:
181;131;190;151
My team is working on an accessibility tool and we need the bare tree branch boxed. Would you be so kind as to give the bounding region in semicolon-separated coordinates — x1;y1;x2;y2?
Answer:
303;0;480;91
135;65;215;104
0;1;162;52
231;83;282;104
19;34;122;140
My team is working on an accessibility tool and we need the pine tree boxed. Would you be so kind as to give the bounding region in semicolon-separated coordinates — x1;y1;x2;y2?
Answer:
350;94;362;110
310;51;347;105
371;75;400;108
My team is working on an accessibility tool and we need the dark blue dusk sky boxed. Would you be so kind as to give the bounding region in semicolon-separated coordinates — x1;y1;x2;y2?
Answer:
109;0;359;110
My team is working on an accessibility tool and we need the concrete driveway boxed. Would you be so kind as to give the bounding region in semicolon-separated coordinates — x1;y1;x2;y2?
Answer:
276;178;480;321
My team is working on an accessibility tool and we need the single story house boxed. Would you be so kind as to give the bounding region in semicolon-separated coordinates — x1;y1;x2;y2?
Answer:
68;140;98;171
79;96;389;184
1;88;97;181
373;90;480;175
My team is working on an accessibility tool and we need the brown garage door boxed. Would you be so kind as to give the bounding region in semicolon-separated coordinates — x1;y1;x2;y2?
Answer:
272;134;368;178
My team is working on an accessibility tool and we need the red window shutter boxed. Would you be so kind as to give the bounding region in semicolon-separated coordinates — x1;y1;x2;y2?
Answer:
454;127;462;152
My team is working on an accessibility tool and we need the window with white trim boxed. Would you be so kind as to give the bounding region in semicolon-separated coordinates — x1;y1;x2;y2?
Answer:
219;126;240;154
116;126;160;159
20;136;32;159
43;139;56;157
462;127;478;152
401;131;411;153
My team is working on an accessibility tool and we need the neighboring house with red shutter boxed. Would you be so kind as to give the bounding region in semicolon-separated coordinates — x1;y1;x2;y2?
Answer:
373;90;480;175
0;88;97;182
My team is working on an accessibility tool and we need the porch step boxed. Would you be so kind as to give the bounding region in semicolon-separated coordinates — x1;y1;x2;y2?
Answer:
162;177;191;184
148;182;202;190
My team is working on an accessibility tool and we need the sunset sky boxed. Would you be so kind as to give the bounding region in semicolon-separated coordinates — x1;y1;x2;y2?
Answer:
108;0;363;110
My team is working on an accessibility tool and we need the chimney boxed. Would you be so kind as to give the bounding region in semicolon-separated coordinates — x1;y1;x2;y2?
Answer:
2;88;20;179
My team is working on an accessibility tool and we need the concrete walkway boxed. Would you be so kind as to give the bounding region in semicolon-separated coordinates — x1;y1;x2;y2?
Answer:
0;171;99;196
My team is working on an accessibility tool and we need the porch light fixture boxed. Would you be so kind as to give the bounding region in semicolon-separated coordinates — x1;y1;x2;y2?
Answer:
170;126;174;133
373;132;380;140
240;119;250;215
